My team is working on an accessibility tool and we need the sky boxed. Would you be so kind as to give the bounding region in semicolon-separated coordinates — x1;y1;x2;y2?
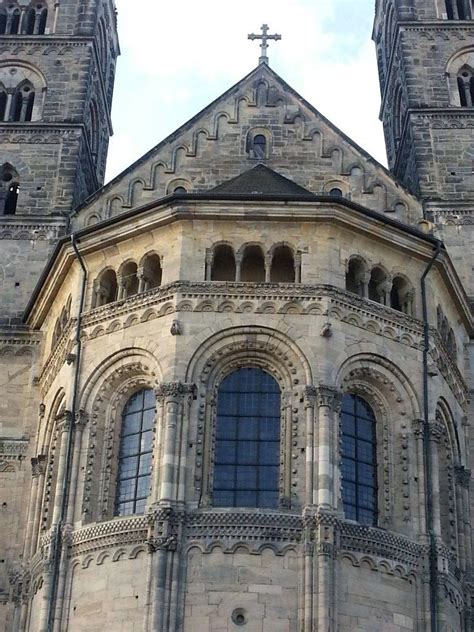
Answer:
106;0;386;183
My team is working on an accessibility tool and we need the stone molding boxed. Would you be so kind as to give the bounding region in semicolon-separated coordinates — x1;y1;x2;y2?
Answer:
0;221;64;241
0;438;29;470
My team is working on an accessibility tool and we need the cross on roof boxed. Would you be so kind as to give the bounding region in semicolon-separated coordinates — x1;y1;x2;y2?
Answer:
248;24;282;66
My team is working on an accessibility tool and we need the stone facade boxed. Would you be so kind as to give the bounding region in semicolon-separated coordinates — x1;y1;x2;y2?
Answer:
0;1;473;631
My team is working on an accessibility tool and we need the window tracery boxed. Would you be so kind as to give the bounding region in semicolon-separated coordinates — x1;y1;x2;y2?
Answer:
0;3;47;35
115;389;155;516
213;368;281;509
445;0;471;19
340;394;378;526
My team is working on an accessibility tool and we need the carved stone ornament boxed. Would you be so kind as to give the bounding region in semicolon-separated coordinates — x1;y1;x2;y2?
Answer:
155;382;196;402
454;466;471;489
316;385;341;410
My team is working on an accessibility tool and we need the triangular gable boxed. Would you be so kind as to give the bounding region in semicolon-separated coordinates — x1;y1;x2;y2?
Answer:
75;63;422;228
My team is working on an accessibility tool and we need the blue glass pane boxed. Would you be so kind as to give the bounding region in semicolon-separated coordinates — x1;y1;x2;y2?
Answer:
116;501;134;516
135;498;147;514
358;463;376;486
122;412;142;435
215;441;236;464
341;460;356;482
117;479;136;502
259;491;279;508
136;476;150;498
125;391;144;414
214;368;281;508
120;434;140;457
341;394;355;415
235;490;257;507
236;466;257;489
142;408;155;431
118;456;138;479
143;388;155;409
216;417;237;440
260;466;279;489
342;436;356;459
259;441;279;464
140;431;153;452
357;418;374;441
342;413;355;436
139;453;152;475
238;441;258;464
238;418;258;440
345;504;357;521
214;465;235;490
359;485;376;510
357;440;374;464
213;490;234;506
260;418;280;440
359;509;375;526
356;397;375;420
342;481;356;505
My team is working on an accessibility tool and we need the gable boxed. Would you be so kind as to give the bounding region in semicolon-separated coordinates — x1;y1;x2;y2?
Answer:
75;63;422;228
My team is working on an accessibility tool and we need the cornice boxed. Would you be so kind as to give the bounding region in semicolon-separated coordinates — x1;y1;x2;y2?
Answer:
37;282;469;407
0;438;29;461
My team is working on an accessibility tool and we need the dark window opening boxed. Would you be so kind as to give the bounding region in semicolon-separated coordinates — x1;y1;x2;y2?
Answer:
142;254;162;290
10;10;20;34
174;186;187;194
0;90;6;121
0;12;6;34
25;8;36;34
270;245;295;283
252;134;266;159
1;164;20;216
241;245;265;282
115;389;155;517
4;182;19;214
213;368;281;509
120;261;139;298
11;84;35;122
368;267;387;304
96;269;118;305
38;8;47;34
211;245;236;281
329;187;343;197
341;394;378;526
346;258;366;296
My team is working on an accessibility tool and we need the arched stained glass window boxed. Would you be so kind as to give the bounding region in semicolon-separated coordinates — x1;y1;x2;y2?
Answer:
115;388;155;516
213;368;281;509
341;394;378;526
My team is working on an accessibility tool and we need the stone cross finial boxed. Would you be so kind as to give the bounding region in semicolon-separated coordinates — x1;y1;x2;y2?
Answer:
248;24;282;65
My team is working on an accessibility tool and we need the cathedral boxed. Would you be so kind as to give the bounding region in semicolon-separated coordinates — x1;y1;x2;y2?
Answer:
0;0;472;630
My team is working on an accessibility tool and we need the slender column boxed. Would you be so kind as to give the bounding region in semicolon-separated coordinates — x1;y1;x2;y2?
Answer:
33;10;41;35
117;277;126;300
24;458;41;560
4;93;13;121
412;419;427;535
156;382;194;504
316;386;341;511
205;249;213;281
265;254;272;282
18;8;27;33
302;513;315;632
357;271;370;298
429;420;444;538
138;266;147;293
51;411;73;527
235;255;242;282
295;252;302;283
316;523;336;632
177;387;195;505
303;387;317;506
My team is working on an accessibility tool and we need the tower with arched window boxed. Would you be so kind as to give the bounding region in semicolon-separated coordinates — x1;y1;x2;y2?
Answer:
0;0;119;320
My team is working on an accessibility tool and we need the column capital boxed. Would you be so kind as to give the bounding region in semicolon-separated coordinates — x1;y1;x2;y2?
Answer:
75;409;89;430
411;418;424;438
429;420;445;443
302;385;318;408
155;382;196;403
316;385;342;411
55;409;73;433
31;454;47;478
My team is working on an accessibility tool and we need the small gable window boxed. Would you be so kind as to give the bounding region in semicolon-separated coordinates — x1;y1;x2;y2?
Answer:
247;130;269;160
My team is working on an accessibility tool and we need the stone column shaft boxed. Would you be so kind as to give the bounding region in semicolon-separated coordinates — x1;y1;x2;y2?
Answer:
316;386;340;511
304;387;317;506
51;412;72;526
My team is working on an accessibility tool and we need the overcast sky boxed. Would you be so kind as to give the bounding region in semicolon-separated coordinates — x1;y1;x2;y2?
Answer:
106;0;387;183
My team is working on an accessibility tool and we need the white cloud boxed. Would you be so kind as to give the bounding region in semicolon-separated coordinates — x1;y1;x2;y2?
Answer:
107;0;387;182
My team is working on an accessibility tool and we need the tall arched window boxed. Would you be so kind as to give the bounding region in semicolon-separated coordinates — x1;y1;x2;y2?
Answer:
0;163;20;215
213;368;281;509
0;86;7;121
457;66;474;107
115;388;155;516
446;0;471;19
341;394;378;526
0;10;6;35
10;9;20;35
11;81;35;122
269;245;295;282
240;245;265;282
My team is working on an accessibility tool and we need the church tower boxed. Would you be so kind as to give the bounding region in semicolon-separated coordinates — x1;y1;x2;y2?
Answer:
373;0;474;295
0;0;119;322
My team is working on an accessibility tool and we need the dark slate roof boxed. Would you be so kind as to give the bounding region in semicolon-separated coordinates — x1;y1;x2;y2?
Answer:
210;164;314;196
